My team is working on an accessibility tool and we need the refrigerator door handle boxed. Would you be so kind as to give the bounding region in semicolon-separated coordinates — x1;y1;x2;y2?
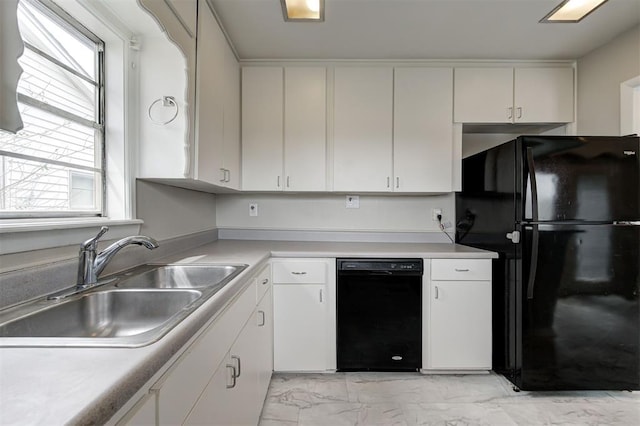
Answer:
526;224;539;300
506;230;521;243
526;147;539;222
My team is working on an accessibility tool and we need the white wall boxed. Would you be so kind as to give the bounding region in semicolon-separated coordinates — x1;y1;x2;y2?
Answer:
136;180;217;240
577;25;640;135
215;193;454;233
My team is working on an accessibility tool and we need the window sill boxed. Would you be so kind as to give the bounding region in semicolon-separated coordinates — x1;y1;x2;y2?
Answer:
0;218;143;255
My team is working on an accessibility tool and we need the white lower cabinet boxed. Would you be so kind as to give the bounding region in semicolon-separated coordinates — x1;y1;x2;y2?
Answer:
126;263;273;426
272;259;336;372
425;259;492;370
185;309;260;425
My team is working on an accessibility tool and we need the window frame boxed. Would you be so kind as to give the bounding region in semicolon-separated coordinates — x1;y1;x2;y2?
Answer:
0;0;106;219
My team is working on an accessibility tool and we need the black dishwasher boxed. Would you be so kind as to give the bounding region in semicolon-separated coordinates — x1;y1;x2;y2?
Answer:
336;258;423;371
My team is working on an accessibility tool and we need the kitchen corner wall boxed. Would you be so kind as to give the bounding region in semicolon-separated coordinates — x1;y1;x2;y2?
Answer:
136;180;217;240
577;24;640;135
215;193;455;235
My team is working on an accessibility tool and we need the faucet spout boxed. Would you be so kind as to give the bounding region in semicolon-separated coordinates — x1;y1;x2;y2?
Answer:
76;227;159;288
93;235;159;278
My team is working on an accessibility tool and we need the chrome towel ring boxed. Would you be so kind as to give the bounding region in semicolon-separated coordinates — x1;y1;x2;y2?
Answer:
148;96;178;125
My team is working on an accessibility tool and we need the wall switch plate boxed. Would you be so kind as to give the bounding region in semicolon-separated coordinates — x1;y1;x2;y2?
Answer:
346;195;360;209
249;203;258;217
432;208;442;221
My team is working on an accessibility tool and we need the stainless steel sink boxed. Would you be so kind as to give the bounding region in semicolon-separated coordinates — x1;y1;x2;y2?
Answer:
115;265;244;290
0;263;248;347
0;290;201;339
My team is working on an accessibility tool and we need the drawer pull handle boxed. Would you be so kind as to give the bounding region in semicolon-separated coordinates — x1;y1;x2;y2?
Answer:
226;365;237;388
258;310;266;326
261;278;269;285
231;355;241;378
454;268;470;272
291;271;307;275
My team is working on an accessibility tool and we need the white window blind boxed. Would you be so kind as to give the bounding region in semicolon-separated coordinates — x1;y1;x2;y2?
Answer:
0;0;104;217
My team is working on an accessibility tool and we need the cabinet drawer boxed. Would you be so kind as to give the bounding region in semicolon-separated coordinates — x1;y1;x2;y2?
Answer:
431;259;491;281
272;261;327;283
255;263;271;302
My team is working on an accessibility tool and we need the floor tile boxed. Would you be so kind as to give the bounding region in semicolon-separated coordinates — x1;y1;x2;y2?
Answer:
260;372;640;426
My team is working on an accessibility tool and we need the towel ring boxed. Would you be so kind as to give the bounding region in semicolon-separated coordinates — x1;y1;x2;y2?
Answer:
148;96;178;125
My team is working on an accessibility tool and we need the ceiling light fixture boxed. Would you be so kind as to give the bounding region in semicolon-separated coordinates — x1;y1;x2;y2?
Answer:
541;0;609;23
281;0;324;22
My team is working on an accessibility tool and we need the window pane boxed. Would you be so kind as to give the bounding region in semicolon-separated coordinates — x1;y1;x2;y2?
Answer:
69;171;95;209
18;48;96;120
0;156;101;213
0;103;99;169
17;0;96;81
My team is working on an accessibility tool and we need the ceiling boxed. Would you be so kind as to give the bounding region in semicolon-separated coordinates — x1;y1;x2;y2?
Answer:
209;0;640;61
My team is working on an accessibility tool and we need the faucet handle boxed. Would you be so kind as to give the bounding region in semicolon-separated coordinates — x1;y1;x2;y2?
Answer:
81;226;109;250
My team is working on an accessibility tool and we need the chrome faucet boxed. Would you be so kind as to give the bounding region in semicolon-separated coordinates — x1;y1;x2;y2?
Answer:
76;226;159;288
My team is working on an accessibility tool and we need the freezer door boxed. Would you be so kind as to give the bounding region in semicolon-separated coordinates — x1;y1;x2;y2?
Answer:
521;136;639;222
518;223;639;390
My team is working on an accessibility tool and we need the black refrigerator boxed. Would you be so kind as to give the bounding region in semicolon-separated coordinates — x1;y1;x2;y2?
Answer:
456;135;640;391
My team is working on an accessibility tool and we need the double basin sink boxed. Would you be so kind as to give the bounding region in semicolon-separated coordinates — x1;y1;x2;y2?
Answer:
0;264;247;347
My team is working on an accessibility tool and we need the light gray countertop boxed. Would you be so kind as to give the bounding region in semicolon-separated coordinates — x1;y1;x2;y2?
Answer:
0;240;496;425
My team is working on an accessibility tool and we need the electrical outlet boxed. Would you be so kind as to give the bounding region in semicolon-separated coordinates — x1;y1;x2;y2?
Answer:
432;208;442;221
249;203;258;217
346;195;360;209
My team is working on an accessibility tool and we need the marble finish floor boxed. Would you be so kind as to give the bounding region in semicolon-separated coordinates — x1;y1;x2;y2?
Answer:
258;372;639;425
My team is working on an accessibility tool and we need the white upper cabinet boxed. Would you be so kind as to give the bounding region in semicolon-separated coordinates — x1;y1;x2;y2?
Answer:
333;67;394;192
194;0;225;185
454;67;574;124
137;0;241;190
284;67;327;191
514;67;574;123
221;42;241;189
242;67;284;191
194;0;240;188
454;67;513;123
242;67;327;191
393;67;454;192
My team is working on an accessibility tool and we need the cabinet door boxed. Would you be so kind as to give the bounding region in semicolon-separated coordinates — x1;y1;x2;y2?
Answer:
274;284;328;371
454;68;513;123
242;67;284;191
185;314;260;425
394;67;453;192
256;287;273;407
195;0;225;184
429;280;492;369
333;67;393;192
284;67;327;191
183;354;236;426
514;67;574;123
222;41;241;189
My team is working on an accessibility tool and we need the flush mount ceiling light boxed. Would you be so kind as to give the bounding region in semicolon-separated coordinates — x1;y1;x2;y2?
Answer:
541;0;609;23
281;0;324;22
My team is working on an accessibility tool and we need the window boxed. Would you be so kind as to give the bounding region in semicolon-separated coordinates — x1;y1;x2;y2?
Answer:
0;0;105;217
